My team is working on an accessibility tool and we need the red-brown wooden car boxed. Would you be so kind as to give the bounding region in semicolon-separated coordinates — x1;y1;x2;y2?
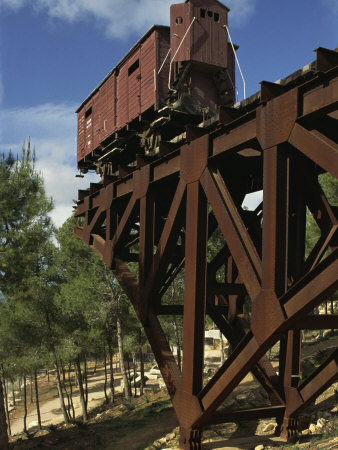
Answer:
76;0;235;175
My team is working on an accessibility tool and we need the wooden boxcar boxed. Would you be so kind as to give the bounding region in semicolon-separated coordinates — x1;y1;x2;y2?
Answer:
76;0;235;173
77;25;170;166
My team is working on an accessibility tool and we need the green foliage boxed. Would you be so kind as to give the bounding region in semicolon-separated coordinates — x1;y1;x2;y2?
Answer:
305;173;338;258
0;143;56;381
0;144;53;297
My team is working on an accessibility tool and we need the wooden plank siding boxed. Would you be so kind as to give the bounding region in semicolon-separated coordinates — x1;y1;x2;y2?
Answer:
157;28;170;109
170;0;228;67
77;111;85;161
77;26;170;166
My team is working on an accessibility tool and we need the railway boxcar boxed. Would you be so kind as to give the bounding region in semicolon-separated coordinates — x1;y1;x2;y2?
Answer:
76;25;170;168
76;0;236;175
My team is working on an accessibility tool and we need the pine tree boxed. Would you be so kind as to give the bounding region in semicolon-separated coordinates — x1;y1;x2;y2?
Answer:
0;144;53;297
0;143;54;443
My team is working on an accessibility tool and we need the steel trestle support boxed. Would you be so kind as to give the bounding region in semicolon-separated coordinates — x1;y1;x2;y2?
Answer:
75;49;338;448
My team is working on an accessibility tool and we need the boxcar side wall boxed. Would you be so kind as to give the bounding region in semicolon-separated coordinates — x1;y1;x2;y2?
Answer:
116;58;129;128
77;110;85;162
170;0;228;68
77;70;116;164
76;26;171;167
190;0;228;67
83;100;94;158
93;74;116;149
141;32;157;114
156;28;171;109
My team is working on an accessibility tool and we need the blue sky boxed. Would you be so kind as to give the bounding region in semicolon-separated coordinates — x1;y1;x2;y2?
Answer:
0;0;337;227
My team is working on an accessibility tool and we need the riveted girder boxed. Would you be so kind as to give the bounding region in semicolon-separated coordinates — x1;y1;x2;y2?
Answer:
75;48;338;449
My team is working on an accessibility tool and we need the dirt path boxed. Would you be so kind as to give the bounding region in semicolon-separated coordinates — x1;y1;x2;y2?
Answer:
10;368;123;435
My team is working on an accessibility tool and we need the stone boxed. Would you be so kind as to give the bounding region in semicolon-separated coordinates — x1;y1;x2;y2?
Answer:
254;445;265;450
158;437;167;444
316;418;327;429
34;429;50;437
309;423;317;433
166;432;176;440
262;422;275;432
323;329;332;338
28;420;39;428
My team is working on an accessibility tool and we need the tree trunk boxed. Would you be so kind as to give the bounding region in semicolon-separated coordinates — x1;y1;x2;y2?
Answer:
75;356;87;422
67;364;75;420
116;313;130;399
104;272;129;399
172;315;182;371
30;375;33;404
0;375;8;450
108;342;115;403
138;329;144;396
52;352;70;425
11;383;15;407
219;330;225;365
23;375;27;433
34;371;42;430
61;364;72;421
84;357;88;407
0;367;10;437
103;349;109;403
126;355;132;397
132;353;137;397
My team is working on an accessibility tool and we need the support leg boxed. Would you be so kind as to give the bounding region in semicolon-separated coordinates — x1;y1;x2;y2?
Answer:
179;427;203;450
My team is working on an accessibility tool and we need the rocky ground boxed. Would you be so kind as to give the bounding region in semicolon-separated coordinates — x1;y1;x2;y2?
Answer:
8;380;337;450
7;333;338;449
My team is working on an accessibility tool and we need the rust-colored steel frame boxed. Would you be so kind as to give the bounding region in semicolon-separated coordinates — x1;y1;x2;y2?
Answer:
75;48;338;449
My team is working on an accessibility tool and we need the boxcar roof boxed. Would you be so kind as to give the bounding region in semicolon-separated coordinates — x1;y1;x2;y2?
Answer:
76;24;170;113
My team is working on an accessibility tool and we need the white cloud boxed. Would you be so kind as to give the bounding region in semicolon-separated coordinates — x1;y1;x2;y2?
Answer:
0;0;256;39
0;103;98;228
226;0;256;28
0;0;25;10
321;0;338;16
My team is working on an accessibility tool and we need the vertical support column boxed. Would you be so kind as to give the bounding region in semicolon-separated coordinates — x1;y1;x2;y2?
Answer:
281;153;306;439
262;145;289;297
104;190;118;268
138;194;155;322
258;145;290;431
179;181;208;449
281;330;302;439
182;181;208;393
139;195;155;287
105;185;118;243
251;145;287;345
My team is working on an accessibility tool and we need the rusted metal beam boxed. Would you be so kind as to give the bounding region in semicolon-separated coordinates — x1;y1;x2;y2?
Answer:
207;405;285;425
74;59;338;448
144;180;186;302
200;168;262;300
289;124;338;178
293;315;338;329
